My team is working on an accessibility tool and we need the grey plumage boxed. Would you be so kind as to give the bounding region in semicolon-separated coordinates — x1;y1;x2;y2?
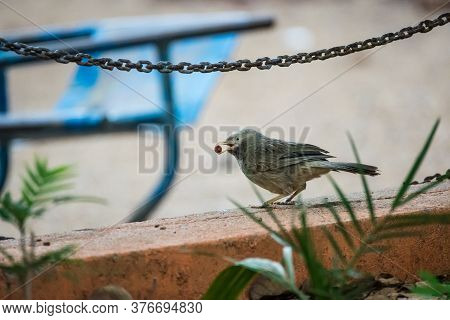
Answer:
216;128;379;205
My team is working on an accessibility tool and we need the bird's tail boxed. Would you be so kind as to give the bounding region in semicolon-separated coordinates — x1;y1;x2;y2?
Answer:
312;161;379;176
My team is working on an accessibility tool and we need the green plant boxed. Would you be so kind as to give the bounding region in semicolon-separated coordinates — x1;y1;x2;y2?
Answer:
411;272;449;299
0;157;103;299
203;119;450;300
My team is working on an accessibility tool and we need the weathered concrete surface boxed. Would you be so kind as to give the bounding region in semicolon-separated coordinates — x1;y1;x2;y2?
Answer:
0;181;449;299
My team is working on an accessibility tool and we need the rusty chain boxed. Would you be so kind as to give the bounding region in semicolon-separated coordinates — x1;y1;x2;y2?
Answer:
0;13;449;74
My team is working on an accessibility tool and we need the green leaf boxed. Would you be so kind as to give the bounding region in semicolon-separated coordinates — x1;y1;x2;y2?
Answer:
30;207;46;218
235;258;287;283
291;208;328;292
325;203;355;250
372;230;422;242
0;261;28;280
235;257;306;299
282;246;295;284
47;164;73;177
22;179;38;197
202;265;256;300
1;192;31;229
411;271;450;299
396;171;450;207
34;156;46;175
358;245;388;255
21;190;33;207
29;245;75;270
36;195;106;206
250;184;295;247
270;233;291;247
0;207;13;223
321;227;347;265
392;119;440;210
383;212;450;230
328;176;364;236
229;198;285;242
25;165;42;186
13;157;105;221
347;133;375;224
37;183;74;195
0;246;15;263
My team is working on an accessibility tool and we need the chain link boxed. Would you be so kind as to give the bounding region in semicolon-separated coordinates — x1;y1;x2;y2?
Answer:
410;169;450;185
0;13;448;74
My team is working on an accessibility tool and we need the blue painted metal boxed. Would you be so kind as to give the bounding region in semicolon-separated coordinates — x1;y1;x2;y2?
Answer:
0;68;8;192
54;20;237;126
128;42;179;222
0;13;273;219
3;26;95;44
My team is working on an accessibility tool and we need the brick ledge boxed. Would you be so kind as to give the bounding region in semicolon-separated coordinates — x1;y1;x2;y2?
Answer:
1;182;449;299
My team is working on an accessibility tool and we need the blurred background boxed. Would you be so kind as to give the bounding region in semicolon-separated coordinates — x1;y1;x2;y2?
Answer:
0;0;449;237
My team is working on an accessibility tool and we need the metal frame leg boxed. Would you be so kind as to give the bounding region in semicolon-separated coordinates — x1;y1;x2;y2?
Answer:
128;42;179;222
0;68;8;192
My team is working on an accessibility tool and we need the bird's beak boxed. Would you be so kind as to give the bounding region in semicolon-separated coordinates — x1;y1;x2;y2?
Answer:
214;142;234;154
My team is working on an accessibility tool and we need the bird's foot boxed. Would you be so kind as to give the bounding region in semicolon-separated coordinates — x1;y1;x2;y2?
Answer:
250;203;271;209
274;200;296;206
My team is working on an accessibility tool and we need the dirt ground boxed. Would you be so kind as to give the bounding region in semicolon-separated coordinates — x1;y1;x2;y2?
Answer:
0;0;449;237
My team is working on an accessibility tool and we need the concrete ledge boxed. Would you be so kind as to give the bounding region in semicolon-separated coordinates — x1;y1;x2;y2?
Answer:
1;182;449;299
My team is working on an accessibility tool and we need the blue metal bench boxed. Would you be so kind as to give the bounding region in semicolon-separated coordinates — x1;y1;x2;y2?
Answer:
0;12;273;221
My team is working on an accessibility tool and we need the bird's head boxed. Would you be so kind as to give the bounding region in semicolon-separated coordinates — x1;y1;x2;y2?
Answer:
215;128;262;158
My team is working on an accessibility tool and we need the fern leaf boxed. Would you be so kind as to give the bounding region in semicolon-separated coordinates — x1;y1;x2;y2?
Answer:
347;133;376;224
392;119;440;210
371;230;422;242
321;227;347;265
383;212;450;230
29;245;75;270
229;198;285;243
250;184;295;246
0;246;15;263
328;176;364;236
397;172;449;207
325;203;355;250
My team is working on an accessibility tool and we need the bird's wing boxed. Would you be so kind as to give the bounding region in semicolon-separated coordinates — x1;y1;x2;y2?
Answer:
244;139;333;173
287;142;330;155
269;142;334;170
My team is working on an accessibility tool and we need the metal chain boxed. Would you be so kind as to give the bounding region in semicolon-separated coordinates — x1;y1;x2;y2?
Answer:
0;13;449;74
410;169;450;185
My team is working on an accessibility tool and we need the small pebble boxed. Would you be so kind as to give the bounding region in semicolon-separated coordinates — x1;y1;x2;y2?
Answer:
43;241;51;246
159;226;167;230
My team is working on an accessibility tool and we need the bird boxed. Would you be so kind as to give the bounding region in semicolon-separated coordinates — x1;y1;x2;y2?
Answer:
215;128;379;206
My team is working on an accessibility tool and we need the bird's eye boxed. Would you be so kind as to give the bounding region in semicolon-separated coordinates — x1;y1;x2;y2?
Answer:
236;137;239;141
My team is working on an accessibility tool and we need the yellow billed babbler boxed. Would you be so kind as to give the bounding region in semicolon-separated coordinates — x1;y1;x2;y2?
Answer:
215;129;379;206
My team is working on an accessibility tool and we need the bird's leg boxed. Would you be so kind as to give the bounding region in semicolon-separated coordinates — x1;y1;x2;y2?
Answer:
250;194;285;208
277;184;306;205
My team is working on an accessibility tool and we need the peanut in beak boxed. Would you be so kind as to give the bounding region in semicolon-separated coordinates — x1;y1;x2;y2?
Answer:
214;142;232;154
